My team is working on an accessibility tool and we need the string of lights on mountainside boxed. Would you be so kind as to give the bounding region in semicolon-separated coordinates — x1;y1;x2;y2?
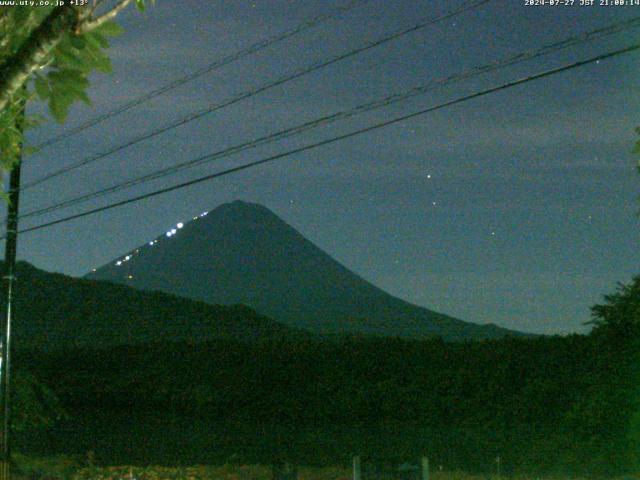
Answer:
85;200;517;340
90;211;210;275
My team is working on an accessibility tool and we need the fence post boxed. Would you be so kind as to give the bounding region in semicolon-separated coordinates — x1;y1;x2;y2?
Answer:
420;457;429;480
353;455;361;480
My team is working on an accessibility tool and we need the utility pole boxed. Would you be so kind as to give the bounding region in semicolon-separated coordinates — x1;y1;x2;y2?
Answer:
352;455;361;480
0;96;25;480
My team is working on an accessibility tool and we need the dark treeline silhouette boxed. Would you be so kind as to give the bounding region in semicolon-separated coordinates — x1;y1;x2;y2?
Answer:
4;260;638;476
15;273;639;476
0;261;309;349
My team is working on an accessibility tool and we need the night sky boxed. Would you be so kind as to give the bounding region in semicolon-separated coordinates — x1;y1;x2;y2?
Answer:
13;0;640;335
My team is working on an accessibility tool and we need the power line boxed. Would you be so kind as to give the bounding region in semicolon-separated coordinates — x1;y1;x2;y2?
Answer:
19;15;640;220
22;0;491;191
31;0;372;152
13;42;640;238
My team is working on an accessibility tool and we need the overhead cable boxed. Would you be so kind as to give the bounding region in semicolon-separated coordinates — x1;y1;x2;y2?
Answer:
13;42;639;237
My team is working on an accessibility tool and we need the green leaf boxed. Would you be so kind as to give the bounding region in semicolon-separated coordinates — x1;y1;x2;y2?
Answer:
85;31;109;49
77;90;92;106
33;75;50;100
48;68;84;85
45;68;92;122
49;95;68;123
54;48;86;70
71;40;112;73
93;20;124;37
69;35;86;50
136;0;146;12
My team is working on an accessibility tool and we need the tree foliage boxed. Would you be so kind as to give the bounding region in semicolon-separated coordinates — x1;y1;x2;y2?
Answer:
12;370;66;432
590;275;640;336
0;265;635;474
0;1;152;174
16;327;638;474
589;276;640;469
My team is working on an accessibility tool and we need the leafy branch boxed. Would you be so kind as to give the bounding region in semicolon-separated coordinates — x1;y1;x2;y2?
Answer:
0;0;152;172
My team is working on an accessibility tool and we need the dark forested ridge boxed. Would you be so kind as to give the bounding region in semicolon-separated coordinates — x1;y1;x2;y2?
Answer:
0;261;308;349
86;200;522;341
4;259;638;476
16;275;640;476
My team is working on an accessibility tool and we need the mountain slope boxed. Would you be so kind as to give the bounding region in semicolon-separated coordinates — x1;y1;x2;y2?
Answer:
2;261;306;350
86;200;521;340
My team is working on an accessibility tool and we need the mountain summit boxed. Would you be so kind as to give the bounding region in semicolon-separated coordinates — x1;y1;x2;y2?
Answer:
86;200;518;340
